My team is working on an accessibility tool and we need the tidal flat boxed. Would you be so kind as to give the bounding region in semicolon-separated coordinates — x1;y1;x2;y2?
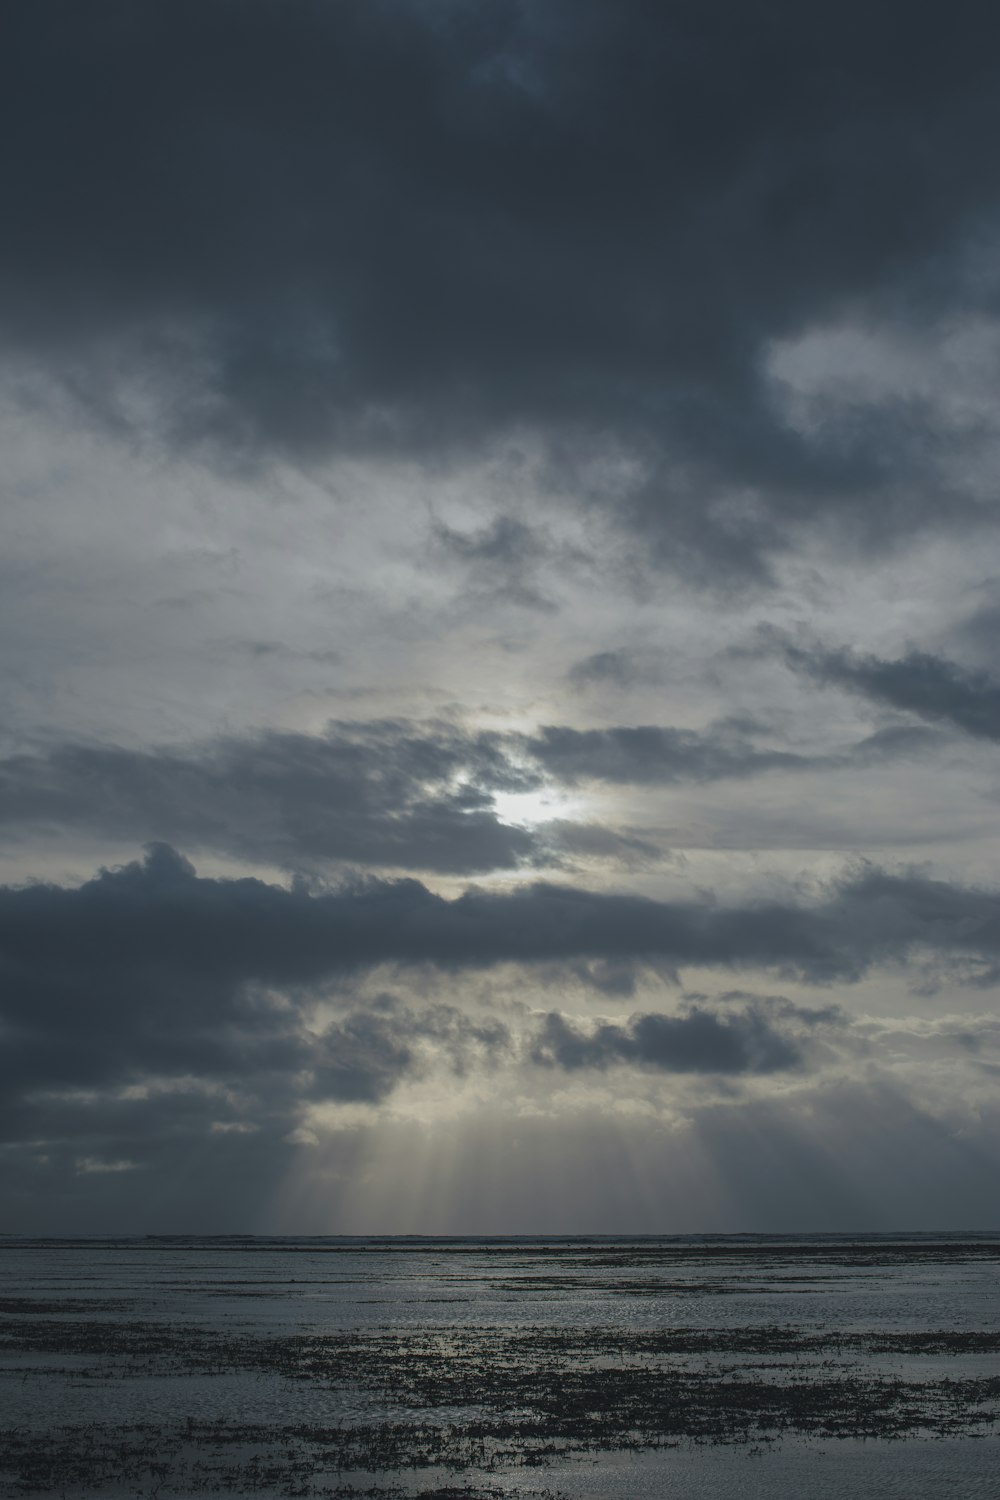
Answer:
0;1234;998;1498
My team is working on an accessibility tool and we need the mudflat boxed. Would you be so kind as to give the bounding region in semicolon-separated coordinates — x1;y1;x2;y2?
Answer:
1;1234;998;1498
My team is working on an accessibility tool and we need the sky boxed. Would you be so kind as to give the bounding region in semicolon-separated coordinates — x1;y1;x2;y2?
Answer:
4;0;1000;1234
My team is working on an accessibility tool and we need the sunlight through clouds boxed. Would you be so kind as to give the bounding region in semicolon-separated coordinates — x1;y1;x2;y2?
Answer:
491;786;584;828
3;0;1000;1234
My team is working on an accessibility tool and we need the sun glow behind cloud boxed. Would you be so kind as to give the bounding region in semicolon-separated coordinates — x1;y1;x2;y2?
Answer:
491;786;583;828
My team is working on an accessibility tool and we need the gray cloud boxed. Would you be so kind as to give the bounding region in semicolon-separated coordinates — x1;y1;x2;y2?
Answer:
2;845;998;1228
523;714;938;787
541;821;663;867
4;846;1000;1006
4;1;1000;573
789;646;1000;742
525;721;813;784
0;722;539;875
431;515;563;611
567;649;667;690
305;998;511;1105
529;999;833;1075
0;714;943;876
0;919;512;1152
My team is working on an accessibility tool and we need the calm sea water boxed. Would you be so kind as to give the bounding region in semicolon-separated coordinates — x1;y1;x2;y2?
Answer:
1;1233;998;1498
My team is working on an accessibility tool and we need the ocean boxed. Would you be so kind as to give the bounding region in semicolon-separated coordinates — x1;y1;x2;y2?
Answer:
1;1233;998;1497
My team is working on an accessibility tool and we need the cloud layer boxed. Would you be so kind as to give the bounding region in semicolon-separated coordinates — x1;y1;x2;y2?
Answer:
790;645;1000;743
6;845;1000;1232
0;710;946;875
5;1;1000;575
5;1;1000;1231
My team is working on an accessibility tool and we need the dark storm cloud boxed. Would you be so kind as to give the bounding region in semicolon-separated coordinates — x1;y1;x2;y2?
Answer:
529;999;833;1075
3;846;997;1217
0;715;937;873
4;0;1000;571
0;721;540;875
5;845;1000;1001
0;906;511;1141
790;646;1000;742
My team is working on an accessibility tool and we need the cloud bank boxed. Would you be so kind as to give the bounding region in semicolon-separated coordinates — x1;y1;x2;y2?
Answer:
5;0;1000;576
